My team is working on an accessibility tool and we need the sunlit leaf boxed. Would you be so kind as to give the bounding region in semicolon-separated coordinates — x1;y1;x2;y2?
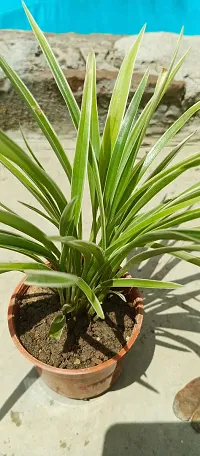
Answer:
101;277;182;289
71;53;94;226
99;25;146;187
49;314;66;340
25;270;78;287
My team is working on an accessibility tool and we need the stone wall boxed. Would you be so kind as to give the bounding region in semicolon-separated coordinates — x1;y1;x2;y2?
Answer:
0;30;200;135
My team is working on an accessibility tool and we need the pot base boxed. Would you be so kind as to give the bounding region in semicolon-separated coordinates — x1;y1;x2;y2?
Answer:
36;360;123;399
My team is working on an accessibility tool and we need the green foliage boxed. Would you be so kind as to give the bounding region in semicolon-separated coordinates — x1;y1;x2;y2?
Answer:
49;314;66;340
0;4;199;339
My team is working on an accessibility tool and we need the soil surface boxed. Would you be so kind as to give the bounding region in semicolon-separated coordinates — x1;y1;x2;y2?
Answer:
16;286;136;369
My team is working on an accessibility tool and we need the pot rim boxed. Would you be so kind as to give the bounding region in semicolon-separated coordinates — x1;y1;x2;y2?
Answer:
8;277;143;377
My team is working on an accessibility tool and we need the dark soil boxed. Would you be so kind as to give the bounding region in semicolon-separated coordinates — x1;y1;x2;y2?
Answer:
16;286;136;369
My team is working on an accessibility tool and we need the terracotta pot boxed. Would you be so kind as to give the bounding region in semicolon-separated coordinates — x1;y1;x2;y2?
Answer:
8;279;143;399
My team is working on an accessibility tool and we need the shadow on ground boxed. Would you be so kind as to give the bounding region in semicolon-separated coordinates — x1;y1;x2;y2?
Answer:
102;422;199;456
111;251;200;393
0;367;39;421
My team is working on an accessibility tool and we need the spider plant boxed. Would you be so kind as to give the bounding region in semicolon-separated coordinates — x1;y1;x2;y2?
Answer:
0;3;200;340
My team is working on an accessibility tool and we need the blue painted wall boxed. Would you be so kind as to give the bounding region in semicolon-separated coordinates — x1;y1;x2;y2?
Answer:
0;0;200;35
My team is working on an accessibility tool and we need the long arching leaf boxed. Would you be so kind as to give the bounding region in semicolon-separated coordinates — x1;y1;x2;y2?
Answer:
77;278;104;319
24;270;105;319
0;56;72;181
118;244;200;277
23;1;80;130
0;232;58;265
113;153;200;236
108;193;200;254
0;262;50;273
59;198;77;236
19;201;59;228
0;131;66;213
0;210;59;258
57;237;105;265
0;154;59;221
151;242;200;268
19;124;44;169
138;101;200;179
104;70;149;208
100;277;182;289
99;25;146;187
71;53;94;227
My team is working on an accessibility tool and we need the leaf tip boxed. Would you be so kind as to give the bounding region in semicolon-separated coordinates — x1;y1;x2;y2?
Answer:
171;282;183;289
22;1;27;11
139;24;146;34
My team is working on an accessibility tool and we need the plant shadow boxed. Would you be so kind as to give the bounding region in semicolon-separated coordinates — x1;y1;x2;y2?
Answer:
17;291;59;334
63;299;132;359
111;249;200;394
0;367;39;422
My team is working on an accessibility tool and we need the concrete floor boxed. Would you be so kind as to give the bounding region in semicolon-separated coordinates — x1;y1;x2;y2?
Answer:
0;131;200;456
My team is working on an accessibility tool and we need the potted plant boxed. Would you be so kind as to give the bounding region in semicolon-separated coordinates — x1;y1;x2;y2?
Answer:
0;4;200;399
